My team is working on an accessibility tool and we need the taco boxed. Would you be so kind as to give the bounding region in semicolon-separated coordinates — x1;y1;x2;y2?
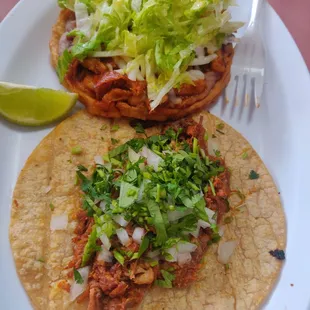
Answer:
49;1;243;121
10;110;286;309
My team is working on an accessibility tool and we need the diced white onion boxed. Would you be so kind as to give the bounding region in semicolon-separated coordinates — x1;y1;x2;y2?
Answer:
70;266;90;301
116;228;130;246
207;138;219;157
205;207;216;224
177;242;197;254
50;214;68;231
190;54;218;66
147;249;160;259
94;155;104;165
97;246;113;262
195;46;205;57
112;215;129;227
44;185;52;194
168;89;182;105
177;252;192;265
188;70;205;81
165;247;178;262
132;227;145;244
128;147;140;163
167;209;192;222
218;225;225;237
198;219;211;229
218;240;237;264
140;146;162;172
99;232;111;250
99;200;106;212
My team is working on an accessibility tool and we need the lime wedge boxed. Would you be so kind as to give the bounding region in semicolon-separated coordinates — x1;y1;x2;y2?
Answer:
0;81;78;126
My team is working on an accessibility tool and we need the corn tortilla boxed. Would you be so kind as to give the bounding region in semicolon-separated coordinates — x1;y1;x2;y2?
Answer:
10;110;286;309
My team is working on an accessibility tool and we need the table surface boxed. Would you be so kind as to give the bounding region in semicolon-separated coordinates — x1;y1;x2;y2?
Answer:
0;0;310;70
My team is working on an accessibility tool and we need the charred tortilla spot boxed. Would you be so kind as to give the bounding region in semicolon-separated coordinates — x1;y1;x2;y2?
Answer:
269;249;286;261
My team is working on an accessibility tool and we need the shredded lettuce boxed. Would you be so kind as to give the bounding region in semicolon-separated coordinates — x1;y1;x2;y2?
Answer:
57;0;241;106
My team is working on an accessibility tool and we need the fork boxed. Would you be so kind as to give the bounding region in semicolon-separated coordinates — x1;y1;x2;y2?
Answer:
226;0;265;108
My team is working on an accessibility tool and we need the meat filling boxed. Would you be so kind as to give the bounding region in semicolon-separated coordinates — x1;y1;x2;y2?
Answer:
68;120;230;310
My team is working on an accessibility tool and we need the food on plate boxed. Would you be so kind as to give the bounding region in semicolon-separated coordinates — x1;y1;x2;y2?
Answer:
50;0;243;120
0;81;77;126
10;110;286;309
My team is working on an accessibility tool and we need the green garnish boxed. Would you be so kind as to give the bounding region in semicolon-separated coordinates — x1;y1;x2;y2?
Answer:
214;150;221;157
81;225;100;266
249;170;259;180
155;270;176;288
134;123;146;135
71;145;82;155
111;138;119;145
77;164;88;172
73;269;84;284
75;123;227;270
216;123;224;130
137;235;150;258
242;151;248;160
111;124;120;132
100;124;107;131
209;179;216;196
49;203;55;211
113;250;125;265
37;258;45;263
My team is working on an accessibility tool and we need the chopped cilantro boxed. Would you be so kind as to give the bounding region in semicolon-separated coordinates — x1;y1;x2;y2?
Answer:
37;258;45;263
204;133;209;141
225;263;230;271
71;145;82;155
111;138;119;145
74;123;229;270
49;203;55;211
111;124;120;132
77;164;88;172
73;269;84;284
216;123;225;130
249;170;259;180
100;124;107;131
214;150;221;157
242;151;248;160
155;270;175;288
134;123;146;135
67;159;72;164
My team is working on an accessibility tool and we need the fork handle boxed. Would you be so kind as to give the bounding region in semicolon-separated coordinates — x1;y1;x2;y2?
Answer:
249;0;264;29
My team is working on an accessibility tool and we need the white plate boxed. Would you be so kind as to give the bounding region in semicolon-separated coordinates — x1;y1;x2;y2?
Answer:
0;1;310;309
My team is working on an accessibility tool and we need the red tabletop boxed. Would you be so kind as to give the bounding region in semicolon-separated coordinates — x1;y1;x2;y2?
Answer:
0;0;310;70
